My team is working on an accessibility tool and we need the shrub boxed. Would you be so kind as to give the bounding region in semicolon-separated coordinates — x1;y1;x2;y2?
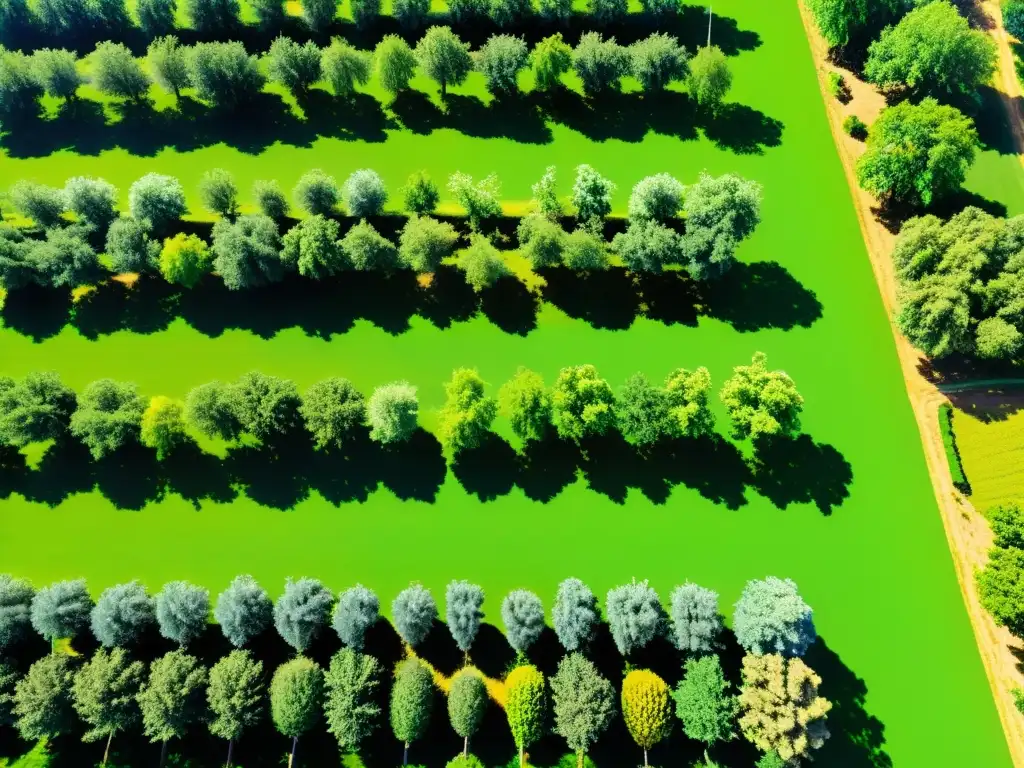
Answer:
212;215;284;290
375;35;418;95
403;171;439;215
399;215;460;272
476;34;529;94
70;379;145;460
393;0;430;29
253;180;289;219
199;169;238;217
826;71;845;99
148;35;189;99
159;233;212;288
10;180;64;228
265;37;322;94
572;33;630;96
294;169;340;217
30;49;82;101
64;177;117;232
448;172;501;231
1007;0;1024;39
91;42;150;102
343;169;388;218
458;235;508;291
938;403;970;492
342;220;399;272
843;114;868;140
128;173;186;233
368;382;418;444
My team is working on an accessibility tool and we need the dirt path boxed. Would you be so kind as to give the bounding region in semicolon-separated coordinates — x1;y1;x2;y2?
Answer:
984;0;1024;162
797;4;1024;764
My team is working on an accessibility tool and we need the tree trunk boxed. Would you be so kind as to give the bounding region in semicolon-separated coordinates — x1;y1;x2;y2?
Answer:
520;744;525;768
463;736;468;757
226;738;234;767
643;747;648;768
159;740;168;768
441;80;447;97
102;731;114;766
577;748;584;768
403;742;409;766
288;736;298;768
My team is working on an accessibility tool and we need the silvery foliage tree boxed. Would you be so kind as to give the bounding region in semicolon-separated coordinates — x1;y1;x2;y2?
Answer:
552;577;599;652
0;575;33;649
63;176;118;232
501;590;544;653
606;580;663;656
332;585;379;651
392;584;437;647
681;173;762;281
274;578;334;653
106;217;160;274
733;577;816;657
155;581;210;646
128;173;186;233
445;581;485;653
627;173;683;223
30;580;92;641
367;382;419;444
214;575;272;647
91;581;155;647
669;583;722;654
572;164;616;226
342;169;388;218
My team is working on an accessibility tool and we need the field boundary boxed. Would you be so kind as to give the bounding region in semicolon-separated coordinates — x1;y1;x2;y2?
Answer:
796;2;1024;764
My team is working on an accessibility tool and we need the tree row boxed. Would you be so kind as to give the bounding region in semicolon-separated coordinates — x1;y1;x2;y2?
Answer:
0;353;803;465
0;165;762;295
0;28;734;125
0;572;830;768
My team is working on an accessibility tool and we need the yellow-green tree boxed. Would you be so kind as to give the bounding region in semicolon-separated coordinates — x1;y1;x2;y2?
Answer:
159;233;212;288
621;669;671;767
505;665;546;768
738;654;831;764
140;396;187;460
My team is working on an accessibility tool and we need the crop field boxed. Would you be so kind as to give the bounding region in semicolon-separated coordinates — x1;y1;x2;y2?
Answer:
0;0;1020;766
950;388;1024;514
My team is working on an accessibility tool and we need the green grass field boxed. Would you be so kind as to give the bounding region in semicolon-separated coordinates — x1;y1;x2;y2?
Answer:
1;0;1021;766
951;388;1024;514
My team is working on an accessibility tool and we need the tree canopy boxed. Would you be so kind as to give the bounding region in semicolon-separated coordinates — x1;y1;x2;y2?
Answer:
550;653;615;766
719;353;803;442
332;585;379;650
325;648;382;752
213;577;277;649
274;578;334;653
31;579;92;641
733;577;816;657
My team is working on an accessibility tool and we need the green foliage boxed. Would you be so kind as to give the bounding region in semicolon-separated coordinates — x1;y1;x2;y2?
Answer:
501;589;544;652
159;232;211;288
390;657;434;748
266;36;322;93
673;655;736;746
92;42;150;101
376;35;418;95
459;235;509;291
294;168;339;216
10;180;64;228
938;403;970;491
393;0;430;26
865;1;996;97
229;371;299;441
188;41;265;107
857;98;978;206
572;164;615;225
215;574;272;647
532;33;572;90
617;373;671;447
129;172;186;232
978;546;1024;635
447;0;486;21
682;172;761;280
301;377;366;450
403;171;440;215
107;217;160;273
976;316;1023;359
0;662;16;728
199;168;238;217
688;45;731;113
843;114;868;140
332;585;379;649
251;0;284;25
627;173;683;222
325;647;382;750
0;226;33;291
139;650;208;743
392;583;437;647
29;227;101;289
147;35;189;98
621;669;672;753
282;215;347;279
448;172;501;231
140;396;187;459
342;219;399;271
274;578;333;652
31;579;92;641
733;576;816;657
518;213;565;269
1006;0;1024;39
607;580;662;656
550;653;615;760
897;272;974;357
505;664;546;760
0;574;33;649
302;0;335;30
562;224;607;264
613;220;682;274
212;214;284;290
270;657;324;738
207;650;264;743
476;34;528;93
986;503;1024;549
30;48;81;100
669;582;721;654
553;578;597;652
137;0;176;34
343;169;388;217
367;381;418;444
537;0;570;21
400;215;460;272
448;670;486;744
90;581;154;647
489;0;531;26
0;48;41;120
351;0;380;27
499;367;551;444
185;0;240;30
445;581;485;652
630;33;688;92
572;33;630;96
1013;686;1024;715
664;367;715;438
719;352;802;441
253;179;289;219
0;371;76;447
71;647;144;745
323;39;371;97
756;752;787;768
14;653;76;741
588;0;626;23
552;364;615;442
155;580;209;646
70;378;145;459
416;26;472;95
805;0;900;47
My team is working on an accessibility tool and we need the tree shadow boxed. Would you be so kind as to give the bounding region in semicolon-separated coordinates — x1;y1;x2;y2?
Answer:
479;276;540;336
539;266;640;330
376;429;447;502
450;432;519;501
699;100;784;155
749;434;854;515
701;260;823;332
92;442;165;510
668;434;752;510
973;85;1018;156
515;432;581;502
0;284;72;341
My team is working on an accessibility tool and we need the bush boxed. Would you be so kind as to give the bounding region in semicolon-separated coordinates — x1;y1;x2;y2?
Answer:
1013;686;1024;715
253;180;289;219
159;233;212;287
294;170;340;216
343;169;388;218
128;173;186;233
826;71;846;100
843;114;868;141
403;172;439;215
106;217;160;274
938;403;970;493
1007;0;1024;39
323;40;371;97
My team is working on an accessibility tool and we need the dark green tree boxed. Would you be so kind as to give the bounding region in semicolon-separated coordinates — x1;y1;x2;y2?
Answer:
9;180;64;228
531;33;572;90
14;653;77;742
139;650;208;767
448;670;486;757
342;219;399;271
343;169;388;218
266;36;322;94
323;39;371;96
390;657;434;766
69;378;145;459
687;45;731;113
0;371;76;448
137;0;176;37
551;653;615;768
681;172;761;280
253;179;289;219
375;35;417;95
30;48;82;101
281;215;347;279
271;657;324;768
630;33;688;92
302;0;336;30
148;35;189;99
92;42;149;101
185;0;239;30
128;172;186;232
0;48;41;122
476;34;528;93
106;217;160;274
198;169;238;218
672;654;736;756
402;171;439;215
552;364;615;442
301;378;366;450
498;367;551;444
187;42;265;107
72;647;145;766
325;648;382;754
399;215;460;272
212;215;284;290
233;371;301;441
416;26;472;96
0;574;32;650
572;32;630;96
29;227;102;289
617;373;671;447
293;169;339;216
613;220;682;274
184;380;242;442
208;650;265;767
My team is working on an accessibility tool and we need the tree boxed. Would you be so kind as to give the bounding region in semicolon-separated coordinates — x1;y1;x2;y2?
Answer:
199;169;238;218
31;579;92;642
254;179;289;219
532;34;572;91
92;42;150;102
572;33;630;96
159;233;211;288
0;48;41;122
738;654;831;763
9;180;64;228
664;367;715;438
733;577;816;657
614;220;682;275
589;0;625;23
187;42;265;107
376;35;418;95
91;581;154;647
446;0;485;22
529;166;561;220
333;585;379;649
0;226;32;292
572;164;615;226
72;647;144;766
138;0;175;34
266;37;322;94
621;669;671;767
230;371;301;441
1007;0;1024;39
719;353;803;442
552;578;598;652
302;0;336;30
538;0;570;21
107;218;160;274
342;219;399;271
489;0;531;26
448;670;486;757
617;373;671;447
155;581;209;646
505;664;545;768
271;658;323;768
607;580;662;656
499;367;551;444
501;589;544;653
29;227;102;290
343;169;388;218
393;584;437;647
393;0;430;27
351;0;380;27
399;215;460;272
639;0;677;16
403;171;439;215
552;364;615;442
281;215;347;279
688;46;731;113
669;583;721;654
673;655;736;754
301;378;366;450
756;752;787;768
681;172;761;280
70;379;145;459
251;0;284;26
446;581;485;653
185;0;240;30
274;578;334;653
856;98;978;206
390;657;433;766
30;48;82;101
208;650;264;768
294;169;339;216
0;575;32;649
139;651;208;767
147;36;189;100
630;34;687;92
140;396;187;460
325;648;382;753
367;382;419;444
987;503;1024;549
438;368;497;455
448;173;501;231
212;215;284;290
415;26;472;96
0;371;76;448
517;214;565;270
978;547;1024;635
14;653;76;742
476;34;528;94
628;173;683;222
129;173;186;233
215;575;272;647
551;653;615;768
864;1;995;98
976;316;1023;359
